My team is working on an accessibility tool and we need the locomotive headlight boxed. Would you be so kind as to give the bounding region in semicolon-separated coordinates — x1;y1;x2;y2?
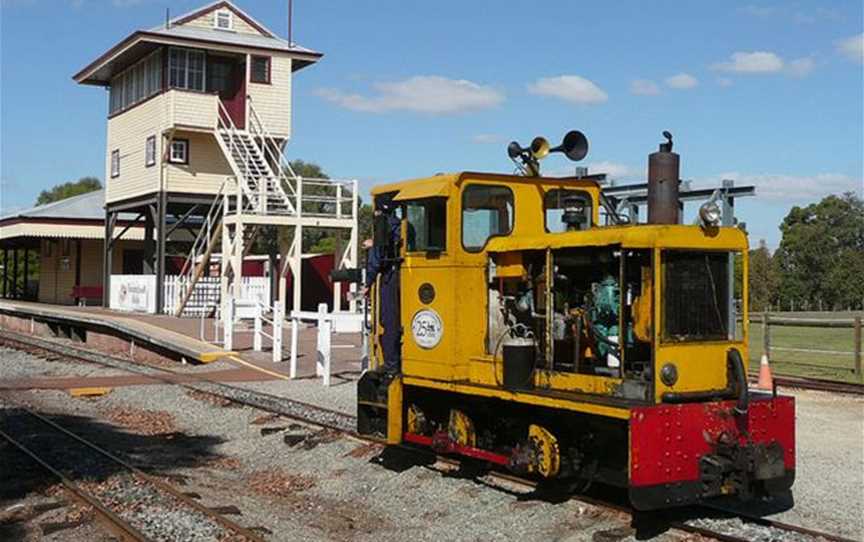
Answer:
699;201;722;227
660;363;679;386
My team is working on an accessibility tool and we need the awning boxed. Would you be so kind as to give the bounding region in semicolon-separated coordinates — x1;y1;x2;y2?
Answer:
392;179;451;201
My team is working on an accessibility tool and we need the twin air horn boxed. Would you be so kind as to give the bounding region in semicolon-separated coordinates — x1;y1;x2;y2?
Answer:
507;130;589;177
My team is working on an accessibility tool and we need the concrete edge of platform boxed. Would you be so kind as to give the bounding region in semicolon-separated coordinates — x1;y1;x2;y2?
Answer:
0;304;228;365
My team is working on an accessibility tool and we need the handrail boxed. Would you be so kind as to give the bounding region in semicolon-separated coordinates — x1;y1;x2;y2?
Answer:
247;96;300;202
179;179;226;277
217;100;260;214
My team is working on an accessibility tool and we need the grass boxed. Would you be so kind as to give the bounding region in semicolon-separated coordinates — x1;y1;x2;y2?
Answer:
742;311;863;383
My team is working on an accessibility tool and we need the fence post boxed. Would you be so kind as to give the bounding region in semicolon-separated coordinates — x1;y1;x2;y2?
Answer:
253;306;263;352
854;316;862;383
272;301;283;363
762;312;770;359
289;315;299;378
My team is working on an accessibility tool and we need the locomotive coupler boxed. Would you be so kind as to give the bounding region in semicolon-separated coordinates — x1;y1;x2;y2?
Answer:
699;440;785;499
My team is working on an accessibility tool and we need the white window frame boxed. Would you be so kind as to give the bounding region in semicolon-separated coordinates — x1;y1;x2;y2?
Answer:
145;135;156;167
169;139;189;164
111;149;120;178
168;47;206;92
214;9;233;31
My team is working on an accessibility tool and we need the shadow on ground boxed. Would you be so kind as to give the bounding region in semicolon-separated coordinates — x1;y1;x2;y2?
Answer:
0;406;229;537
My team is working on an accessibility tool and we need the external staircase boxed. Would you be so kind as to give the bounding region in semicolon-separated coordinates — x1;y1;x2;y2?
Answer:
173;98;359;318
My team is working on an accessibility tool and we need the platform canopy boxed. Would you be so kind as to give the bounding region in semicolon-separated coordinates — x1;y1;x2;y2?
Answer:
0;190;144;246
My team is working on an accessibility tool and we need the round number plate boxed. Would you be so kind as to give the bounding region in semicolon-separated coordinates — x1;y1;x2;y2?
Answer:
411;309;443;349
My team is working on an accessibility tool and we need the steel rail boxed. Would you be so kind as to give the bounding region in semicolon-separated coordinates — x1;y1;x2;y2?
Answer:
0;426;151;542
0;329;856;542
1;401;268;542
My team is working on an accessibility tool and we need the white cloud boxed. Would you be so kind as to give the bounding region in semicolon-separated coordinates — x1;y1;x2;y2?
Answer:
314;76;504;115
471;134;504;144
630;79;660;96
712;51;815;77
837;33;864;64
713;51;785;73
527;75;608;105
786;56;815;77
717;77;734;87
664;73;699;89
695;172;863;202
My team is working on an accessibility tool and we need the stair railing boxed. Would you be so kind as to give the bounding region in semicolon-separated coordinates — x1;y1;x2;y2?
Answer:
247;96;298;215
217;99;260;213
174;179;227;316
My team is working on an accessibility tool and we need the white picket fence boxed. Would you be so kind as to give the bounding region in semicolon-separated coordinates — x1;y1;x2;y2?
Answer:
162;275;270;316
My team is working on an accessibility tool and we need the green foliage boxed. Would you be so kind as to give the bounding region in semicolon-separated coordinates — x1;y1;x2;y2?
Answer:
774;193;864;310
748;239;779;312
36;177;101;205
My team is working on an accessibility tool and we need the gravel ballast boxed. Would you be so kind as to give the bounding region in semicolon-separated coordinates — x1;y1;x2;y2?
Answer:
1;336;862;540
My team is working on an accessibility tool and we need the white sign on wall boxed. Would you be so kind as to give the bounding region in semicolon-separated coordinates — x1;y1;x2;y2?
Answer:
110;275;157;313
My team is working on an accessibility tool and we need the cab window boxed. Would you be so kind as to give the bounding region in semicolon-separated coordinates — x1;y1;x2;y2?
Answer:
405;198;446;252
462;184;514;252
544;189;592;232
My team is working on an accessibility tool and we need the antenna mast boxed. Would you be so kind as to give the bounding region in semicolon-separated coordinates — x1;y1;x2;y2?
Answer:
287;0;294;46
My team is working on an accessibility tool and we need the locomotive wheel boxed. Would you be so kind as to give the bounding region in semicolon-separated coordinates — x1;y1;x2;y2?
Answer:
448;409;476;447
528;424;561;478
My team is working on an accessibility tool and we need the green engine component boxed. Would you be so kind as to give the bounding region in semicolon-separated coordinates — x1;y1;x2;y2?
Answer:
589;275;632;359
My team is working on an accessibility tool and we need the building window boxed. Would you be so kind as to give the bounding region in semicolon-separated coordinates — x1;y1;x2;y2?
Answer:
169;139;189;164
461;184;514;252
109;50;162;115
250;56;271;84
169;48;206;92
214;9;233;30
111;149;120;178
145;135;156;167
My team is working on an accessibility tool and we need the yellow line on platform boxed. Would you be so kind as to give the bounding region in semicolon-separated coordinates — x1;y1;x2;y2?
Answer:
200;351;237;363
226;355;291;381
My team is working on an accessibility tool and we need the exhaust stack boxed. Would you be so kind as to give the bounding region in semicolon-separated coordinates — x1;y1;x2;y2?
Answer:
647;131;680;225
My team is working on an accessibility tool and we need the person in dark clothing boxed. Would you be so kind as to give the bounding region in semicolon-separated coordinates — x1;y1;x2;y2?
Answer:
364;207;402;376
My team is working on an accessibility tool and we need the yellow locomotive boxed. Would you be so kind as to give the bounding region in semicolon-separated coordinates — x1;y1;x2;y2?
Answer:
357;132;795;510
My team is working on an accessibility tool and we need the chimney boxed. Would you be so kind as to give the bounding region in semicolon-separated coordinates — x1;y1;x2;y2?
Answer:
647;131;680;225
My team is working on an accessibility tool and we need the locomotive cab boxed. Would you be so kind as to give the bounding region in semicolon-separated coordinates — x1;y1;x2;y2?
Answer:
358;134;795;511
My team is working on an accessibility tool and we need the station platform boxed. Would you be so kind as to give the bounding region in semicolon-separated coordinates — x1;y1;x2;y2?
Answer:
0;300;363;383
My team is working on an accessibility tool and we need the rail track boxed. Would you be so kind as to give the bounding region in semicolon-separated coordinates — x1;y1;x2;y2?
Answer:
0;397;267;541
0;328;857;542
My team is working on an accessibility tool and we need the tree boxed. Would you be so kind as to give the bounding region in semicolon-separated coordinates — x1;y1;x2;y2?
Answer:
36;177;101;205
774;193;864;310
748;239;779;312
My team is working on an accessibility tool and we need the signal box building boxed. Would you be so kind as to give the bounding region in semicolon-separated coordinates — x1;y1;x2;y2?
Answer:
74;0;358;315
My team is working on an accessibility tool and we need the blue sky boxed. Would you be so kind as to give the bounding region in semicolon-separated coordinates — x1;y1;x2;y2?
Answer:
1;0;862;247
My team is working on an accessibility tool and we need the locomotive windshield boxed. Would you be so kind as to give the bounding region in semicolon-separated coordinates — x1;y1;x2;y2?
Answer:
662;251;733;342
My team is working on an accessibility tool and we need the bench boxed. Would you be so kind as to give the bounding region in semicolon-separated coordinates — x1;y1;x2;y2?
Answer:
71;285;103;306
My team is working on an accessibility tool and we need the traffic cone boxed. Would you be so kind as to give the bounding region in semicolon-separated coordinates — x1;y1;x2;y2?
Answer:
757;354;773;390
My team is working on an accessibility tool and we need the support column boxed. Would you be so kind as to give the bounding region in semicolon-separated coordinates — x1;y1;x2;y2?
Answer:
348;180;359;313
268;228;279;305
291;224;303;312
103;210;117;307
155;193;167;313
144;204;156;274
2;248;7;298
23;248;29;300
232;220;244;301
12;248;19;299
